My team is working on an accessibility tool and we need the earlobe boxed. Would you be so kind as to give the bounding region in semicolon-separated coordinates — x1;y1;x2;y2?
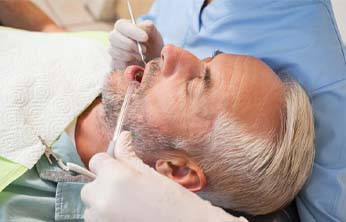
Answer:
155;157;206;192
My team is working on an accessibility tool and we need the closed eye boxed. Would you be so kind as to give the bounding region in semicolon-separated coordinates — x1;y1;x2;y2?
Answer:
185;67;211;96
185;52;218;95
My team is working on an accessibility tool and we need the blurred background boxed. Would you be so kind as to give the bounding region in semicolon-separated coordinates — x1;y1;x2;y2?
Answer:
25;0;346;43
31;0;154;31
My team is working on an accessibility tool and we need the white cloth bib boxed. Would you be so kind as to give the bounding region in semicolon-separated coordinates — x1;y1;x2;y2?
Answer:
0;30;110;168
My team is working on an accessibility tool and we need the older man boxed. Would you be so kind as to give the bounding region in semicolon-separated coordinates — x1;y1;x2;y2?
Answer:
94;45;315;215
0;31;314;221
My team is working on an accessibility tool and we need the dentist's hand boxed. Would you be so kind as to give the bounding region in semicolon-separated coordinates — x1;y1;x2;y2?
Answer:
109;19;163;70
81;131;248;222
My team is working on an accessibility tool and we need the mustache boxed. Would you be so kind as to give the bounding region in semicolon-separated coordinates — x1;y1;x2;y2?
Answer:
148;58;161;71
135;58;161;96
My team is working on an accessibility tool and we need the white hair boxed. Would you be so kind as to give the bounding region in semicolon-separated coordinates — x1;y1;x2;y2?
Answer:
176;81;315;215
124;78;315;215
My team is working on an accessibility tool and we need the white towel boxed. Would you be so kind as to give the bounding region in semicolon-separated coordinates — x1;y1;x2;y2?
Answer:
0;30;111;169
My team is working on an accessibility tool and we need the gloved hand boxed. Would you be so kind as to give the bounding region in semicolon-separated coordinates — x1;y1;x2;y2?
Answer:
81;131;248;222
109;19;164;70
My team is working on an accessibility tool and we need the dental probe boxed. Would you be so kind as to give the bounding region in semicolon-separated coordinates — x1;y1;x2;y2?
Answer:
68;81;137;177
127;0;146;66
107;81;138;157
38;79;137;180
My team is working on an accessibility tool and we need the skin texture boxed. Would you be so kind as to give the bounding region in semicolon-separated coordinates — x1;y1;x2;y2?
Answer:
75;45;284;192
75;98;110;165
140;45;284;139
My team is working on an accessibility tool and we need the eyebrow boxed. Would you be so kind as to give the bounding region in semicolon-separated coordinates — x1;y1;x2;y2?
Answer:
203;66;212;88
212;50;223;59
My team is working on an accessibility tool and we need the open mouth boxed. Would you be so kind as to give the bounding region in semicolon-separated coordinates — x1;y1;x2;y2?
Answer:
124;65;145;84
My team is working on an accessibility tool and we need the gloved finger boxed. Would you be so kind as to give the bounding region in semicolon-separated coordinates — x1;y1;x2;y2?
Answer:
138;20;155;35
88;153;115;175
84;208;100;222
129;42;147;55
109;29;140;53
109;52;145;70
81;180;101;210
81;184;92;207
108;47;142;63
116;19;149;42
108;48;132;61
114;131;136;159
109;31;148;56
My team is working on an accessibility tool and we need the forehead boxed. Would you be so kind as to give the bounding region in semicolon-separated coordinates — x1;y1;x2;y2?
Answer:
207;53;279;99
208;53;272;77
206;53;284;133
206;54;261;106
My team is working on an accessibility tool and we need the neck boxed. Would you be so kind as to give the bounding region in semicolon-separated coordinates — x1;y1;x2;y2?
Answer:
75;98;111;167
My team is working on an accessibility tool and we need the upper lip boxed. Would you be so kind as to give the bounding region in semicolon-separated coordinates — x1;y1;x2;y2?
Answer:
124;59;160;85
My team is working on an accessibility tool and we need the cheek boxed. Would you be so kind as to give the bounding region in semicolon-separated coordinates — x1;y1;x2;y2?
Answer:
142;82;187;135
142;85;213;138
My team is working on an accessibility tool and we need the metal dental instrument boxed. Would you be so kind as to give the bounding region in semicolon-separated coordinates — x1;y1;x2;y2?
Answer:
38;135;96;179
37;80;138;179
38;135;70;171
36;80;137;179
107;81;138;157
127;0;146;65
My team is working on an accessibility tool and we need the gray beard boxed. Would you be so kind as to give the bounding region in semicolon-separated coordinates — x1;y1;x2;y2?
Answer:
101;60;159;131
101;60;179;163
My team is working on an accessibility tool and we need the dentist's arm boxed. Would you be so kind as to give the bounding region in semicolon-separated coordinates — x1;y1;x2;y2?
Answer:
81;131;248;222
0;1;65;32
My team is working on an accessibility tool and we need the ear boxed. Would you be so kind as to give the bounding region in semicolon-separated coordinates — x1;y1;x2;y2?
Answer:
155;154;206;192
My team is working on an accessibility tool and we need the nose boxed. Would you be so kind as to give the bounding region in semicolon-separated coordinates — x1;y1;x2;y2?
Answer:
160;44;202;79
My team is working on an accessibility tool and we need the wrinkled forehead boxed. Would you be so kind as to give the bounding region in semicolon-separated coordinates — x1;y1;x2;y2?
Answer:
208;53;277;79
207;53;284;135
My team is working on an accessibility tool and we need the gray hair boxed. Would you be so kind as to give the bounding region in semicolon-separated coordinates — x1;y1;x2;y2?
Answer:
116;77;315;215
174;80;315;215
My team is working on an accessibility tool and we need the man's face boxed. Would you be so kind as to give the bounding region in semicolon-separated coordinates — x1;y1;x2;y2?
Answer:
103;45;284;144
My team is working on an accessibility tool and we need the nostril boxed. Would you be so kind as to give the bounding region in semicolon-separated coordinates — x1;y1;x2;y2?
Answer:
161;54;164;61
